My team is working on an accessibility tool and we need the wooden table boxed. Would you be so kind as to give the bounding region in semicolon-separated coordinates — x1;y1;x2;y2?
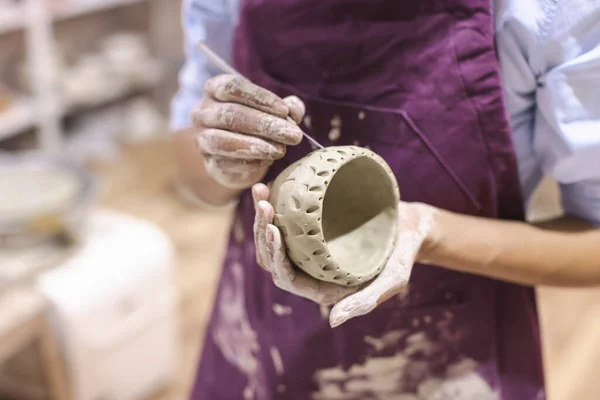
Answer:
0;288;70;400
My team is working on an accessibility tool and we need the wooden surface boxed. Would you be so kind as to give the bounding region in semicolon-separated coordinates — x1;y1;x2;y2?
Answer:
0;288;70;400
92;138;233;400
92;139;600;400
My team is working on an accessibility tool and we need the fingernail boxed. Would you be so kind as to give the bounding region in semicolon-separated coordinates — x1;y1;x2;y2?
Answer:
273;101;289;117
286;123;303;133
258;200;269;213
330;314;347;328
284;126;304;145
329;308;349;328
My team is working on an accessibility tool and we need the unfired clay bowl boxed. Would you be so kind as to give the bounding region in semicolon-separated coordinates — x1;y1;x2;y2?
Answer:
270;146;399;286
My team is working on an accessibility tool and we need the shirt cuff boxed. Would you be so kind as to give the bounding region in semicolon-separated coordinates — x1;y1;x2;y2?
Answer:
560;180;600;227
170;91;197;131
173;180;237;210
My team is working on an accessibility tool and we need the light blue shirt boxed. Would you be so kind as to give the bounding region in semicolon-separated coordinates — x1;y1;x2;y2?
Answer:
172;0;600;225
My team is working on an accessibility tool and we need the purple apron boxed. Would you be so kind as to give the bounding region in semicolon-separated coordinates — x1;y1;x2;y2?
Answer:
191;0;545;398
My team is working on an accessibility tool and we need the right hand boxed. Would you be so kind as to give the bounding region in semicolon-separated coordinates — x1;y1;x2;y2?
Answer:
192;74;305;190
252;183;361;306
252;182;439;328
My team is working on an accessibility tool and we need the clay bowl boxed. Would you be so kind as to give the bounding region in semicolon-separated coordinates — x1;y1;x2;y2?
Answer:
270;146;399;286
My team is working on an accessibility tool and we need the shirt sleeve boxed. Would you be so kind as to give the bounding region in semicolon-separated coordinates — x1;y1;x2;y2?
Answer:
496;15;542;202
497;2;600;226
170;0;236;131
534;35;600;225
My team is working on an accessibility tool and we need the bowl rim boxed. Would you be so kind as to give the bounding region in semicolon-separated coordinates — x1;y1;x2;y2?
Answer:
271;145;400;286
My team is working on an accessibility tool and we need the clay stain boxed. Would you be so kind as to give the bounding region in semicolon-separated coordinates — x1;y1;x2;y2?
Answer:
304;115;312;129
270;346;285;376
272;303;293;316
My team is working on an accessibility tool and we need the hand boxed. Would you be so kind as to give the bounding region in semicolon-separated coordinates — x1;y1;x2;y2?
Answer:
252;183;439;327
192;74;305;190
328;201;438;327
252;183;360;305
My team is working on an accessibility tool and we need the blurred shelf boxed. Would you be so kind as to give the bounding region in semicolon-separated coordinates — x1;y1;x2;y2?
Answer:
0;6;27;35
0;100;36;141
62;76;161;116
51;0;149;20
0;0;150;36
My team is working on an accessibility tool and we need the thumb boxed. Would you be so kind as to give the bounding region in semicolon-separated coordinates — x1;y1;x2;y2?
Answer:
283;95;306;125
329;290;378;329
329;230;420;328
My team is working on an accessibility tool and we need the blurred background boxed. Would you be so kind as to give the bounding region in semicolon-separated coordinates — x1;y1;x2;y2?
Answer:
0;1;599;399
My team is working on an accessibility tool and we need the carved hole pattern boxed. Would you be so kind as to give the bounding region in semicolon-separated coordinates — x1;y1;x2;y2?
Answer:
277;146;381;286
291;196;300;210
288;221;304;236
306;205;319;213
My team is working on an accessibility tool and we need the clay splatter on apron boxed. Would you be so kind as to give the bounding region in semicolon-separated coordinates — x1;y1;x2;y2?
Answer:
211;262;267;399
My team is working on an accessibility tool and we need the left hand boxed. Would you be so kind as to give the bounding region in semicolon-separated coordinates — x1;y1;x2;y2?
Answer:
252;183;439;328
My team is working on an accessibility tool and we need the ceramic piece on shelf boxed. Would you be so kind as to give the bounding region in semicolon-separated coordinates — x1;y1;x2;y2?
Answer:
101;32;164;88
121;97;166;143
63;55;124;107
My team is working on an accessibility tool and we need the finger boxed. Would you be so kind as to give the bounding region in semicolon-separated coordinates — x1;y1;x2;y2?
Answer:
252;185;271;268
204;74;289;118
254;201;273;271
259;200;275;227
329;290;378;328
266;224;295;284
253;202;263;268
207;156;272;173
252;183;270;212
204;156;269;189
197;128;286;160
283;95;306;125
193;102;303;146
266;225;351;303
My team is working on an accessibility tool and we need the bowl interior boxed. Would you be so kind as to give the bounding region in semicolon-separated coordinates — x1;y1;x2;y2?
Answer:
322;156;397;276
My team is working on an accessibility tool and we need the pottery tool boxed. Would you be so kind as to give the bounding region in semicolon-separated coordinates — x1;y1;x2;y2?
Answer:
196;41;325;150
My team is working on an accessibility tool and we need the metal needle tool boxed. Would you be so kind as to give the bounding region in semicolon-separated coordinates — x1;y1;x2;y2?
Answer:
196;41;325;150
